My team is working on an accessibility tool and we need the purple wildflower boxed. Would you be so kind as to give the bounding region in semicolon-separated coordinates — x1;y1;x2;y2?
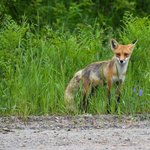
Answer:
139;89;143;97
86;46;90;50
134;87;136;92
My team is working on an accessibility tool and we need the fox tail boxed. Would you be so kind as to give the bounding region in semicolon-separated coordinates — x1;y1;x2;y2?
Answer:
64;70;83;110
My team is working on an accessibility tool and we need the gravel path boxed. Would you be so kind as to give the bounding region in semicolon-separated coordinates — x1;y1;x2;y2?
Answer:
0;114;150;150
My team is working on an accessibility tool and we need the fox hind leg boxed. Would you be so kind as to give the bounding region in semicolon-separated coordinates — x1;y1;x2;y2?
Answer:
81;76;92;111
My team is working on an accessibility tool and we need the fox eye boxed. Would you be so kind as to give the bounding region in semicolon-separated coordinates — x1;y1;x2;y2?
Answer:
124;53;128;56
116;53;120;56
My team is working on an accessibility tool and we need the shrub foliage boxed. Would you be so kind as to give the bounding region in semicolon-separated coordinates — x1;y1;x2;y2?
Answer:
0;2;150;116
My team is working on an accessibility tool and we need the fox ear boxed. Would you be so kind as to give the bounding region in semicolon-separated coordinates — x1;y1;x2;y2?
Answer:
131;39;138;44
129;39;138;51
110;39;119;51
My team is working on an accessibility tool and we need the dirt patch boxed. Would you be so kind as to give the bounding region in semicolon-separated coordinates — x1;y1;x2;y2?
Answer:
0;114;150;149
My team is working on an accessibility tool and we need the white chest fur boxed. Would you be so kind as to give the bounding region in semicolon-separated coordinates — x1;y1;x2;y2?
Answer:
111;59;129;85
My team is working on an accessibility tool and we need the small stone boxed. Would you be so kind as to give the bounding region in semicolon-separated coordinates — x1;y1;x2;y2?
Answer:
88;119;91;122
40;122;44;125
20;126;24;130
126;117;131;120
3;128;9;131
114;125;118;128
124;138;130;141
88;137;91;140
11;116;15;120
34;130;39;133
81;127;85;130
22;144;26;147
74;121;78;124
2;131;8;134
16;126;24;130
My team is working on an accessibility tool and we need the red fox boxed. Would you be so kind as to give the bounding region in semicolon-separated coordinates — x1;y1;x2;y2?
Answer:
64;38;138;111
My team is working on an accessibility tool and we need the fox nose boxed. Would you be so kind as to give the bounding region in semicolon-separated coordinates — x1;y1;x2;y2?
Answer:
120;60;123;63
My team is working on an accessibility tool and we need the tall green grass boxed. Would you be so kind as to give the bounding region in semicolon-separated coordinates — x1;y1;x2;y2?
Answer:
0;13;149;117
119;12;150;115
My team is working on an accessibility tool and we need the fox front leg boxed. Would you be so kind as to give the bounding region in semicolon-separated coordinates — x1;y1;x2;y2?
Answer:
81;76;91;110
115;81;122;111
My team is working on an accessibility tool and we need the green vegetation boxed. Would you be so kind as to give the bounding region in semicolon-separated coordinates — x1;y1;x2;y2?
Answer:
1;0;150;31
0;1;150;117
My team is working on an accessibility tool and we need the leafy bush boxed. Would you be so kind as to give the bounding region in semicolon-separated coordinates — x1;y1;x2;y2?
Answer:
0;13;149;117
0;16;111;116
1;0;150;32
0;15;28;81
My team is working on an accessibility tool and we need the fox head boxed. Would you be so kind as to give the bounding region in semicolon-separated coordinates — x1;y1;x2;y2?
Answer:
110;38;138;65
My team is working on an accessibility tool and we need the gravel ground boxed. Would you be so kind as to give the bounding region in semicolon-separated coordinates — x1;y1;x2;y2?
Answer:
0;114;150;150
